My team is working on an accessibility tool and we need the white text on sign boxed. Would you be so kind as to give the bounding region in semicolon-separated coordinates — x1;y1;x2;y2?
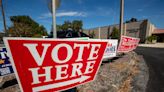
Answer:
24;43;101;85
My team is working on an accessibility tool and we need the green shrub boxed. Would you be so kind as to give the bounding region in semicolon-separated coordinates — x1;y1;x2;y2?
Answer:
147;35;158;42
111;27;119;39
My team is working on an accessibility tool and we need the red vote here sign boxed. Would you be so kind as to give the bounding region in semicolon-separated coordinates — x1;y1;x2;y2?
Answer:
118;36;140;52
3;38;108;92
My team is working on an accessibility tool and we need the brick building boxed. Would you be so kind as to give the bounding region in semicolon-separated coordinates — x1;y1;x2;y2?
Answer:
83;19;163;43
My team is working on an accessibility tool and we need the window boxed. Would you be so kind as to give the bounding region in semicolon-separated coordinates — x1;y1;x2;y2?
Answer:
66;32;72;38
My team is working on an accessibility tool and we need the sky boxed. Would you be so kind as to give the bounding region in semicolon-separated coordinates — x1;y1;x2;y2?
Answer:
0;0;164;33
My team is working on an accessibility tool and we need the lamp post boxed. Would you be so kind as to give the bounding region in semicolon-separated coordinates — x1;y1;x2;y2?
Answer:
49;0;60;38
52;0;56;38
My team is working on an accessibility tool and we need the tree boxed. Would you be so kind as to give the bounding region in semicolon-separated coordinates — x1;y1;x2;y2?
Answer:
130;18;137;22
146;35;158;43
110;27;119;39
89;30;95;38
7;16;48;37
126;18;138;23
55;20;83;31
72;20;83;31
56;25;62;31
61;21;72;31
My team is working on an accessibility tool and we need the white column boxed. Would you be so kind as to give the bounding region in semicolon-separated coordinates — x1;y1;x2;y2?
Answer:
99;27;101;39
124;23;126;36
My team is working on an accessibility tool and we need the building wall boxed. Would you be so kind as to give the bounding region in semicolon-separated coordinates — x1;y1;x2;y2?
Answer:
93;28;99;39
83;19;155;43
99;26;109;39
139;20;147;42
84;28;100;39
147;22;156;37
84;21;143;39
125;21;142;38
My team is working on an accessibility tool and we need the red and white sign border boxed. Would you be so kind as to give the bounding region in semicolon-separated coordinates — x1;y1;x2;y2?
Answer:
3;37;108;92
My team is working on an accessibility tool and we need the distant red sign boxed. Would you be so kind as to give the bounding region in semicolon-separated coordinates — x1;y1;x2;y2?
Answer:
118;36;140;52
3;38;107;92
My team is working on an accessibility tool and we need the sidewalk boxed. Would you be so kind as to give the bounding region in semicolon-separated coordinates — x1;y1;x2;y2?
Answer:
139;43;164;48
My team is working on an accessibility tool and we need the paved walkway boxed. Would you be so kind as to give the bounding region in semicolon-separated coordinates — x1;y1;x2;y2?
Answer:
136;47;164;92
139;43;164;48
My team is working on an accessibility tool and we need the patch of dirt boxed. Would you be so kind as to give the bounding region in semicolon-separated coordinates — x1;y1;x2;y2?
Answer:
77;52;148;92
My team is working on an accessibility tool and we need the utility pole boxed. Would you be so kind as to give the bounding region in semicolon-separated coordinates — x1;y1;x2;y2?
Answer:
119;0;124;39
52;0;57;38
0;0;7;35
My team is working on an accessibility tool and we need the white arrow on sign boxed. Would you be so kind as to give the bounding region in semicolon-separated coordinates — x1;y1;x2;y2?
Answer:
32;75;90;92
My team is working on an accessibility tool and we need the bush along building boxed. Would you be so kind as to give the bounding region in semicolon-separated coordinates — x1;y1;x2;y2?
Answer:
83;18;164;43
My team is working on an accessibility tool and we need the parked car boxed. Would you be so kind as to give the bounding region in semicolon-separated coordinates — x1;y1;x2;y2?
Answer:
48;30;89;38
